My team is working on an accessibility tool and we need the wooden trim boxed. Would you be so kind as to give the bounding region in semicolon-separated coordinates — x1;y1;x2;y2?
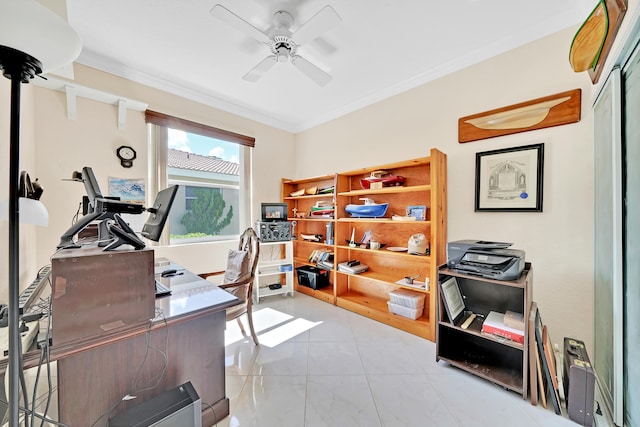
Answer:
458;89;581;143
199;271;225;279
145;110;255;147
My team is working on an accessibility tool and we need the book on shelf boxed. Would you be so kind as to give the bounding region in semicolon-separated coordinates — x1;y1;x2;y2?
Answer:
503;310;525;331
309;249;333;264
317;260;334;270
481;311;524;344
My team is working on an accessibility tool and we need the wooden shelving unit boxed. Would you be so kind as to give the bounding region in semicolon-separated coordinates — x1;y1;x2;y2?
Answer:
436;264;532;398
282;174;337;304
282;149;447;341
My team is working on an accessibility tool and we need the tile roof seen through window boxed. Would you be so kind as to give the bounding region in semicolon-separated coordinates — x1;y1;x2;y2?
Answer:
168;148;239;176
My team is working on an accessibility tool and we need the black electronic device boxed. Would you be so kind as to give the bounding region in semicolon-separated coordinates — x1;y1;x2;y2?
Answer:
257;221;291;242
261;202;288;222
108;381;201;427
82;166;103;210
58;167;145;249
141;185;179;242
103;214;146;251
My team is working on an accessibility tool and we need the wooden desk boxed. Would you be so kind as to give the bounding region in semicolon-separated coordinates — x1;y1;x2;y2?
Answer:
1;256;239;427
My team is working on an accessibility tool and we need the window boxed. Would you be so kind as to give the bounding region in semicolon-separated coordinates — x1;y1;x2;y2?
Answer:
145;111;254;245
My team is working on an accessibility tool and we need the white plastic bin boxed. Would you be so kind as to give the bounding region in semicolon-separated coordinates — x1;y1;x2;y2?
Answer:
388;289;425;309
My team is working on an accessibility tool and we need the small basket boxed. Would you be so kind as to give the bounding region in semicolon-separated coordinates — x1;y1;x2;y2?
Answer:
387;301;423;320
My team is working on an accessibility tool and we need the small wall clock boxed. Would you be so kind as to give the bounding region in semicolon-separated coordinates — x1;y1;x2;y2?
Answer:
116;145;136;168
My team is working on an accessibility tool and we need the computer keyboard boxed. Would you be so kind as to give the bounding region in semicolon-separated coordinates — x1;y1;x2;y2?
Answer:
155;280;172;298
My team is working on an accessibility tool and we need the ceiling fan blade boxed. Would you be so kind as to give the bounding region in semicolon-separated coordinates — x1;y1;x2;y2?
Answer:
291;55;332;86
210;4;270;44
242;55;277;82
291;5;342;46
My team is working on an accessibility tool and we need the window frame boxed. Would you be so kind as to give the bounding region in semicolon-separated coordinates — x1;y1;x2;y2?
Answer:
146;111;253;245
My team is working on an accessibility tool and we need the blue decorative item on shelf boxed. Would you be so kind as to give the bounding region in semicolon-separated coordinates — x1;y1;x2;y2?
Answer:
345;198;388;218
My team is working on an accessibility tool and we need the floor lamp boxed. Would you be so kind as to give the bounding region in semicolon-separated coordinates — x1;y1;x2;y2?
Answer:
0;1;81;425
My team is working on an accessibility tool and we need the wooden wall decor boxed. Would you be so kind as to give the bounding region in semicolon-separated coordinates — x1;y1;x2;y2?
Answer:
458;89;581;143
589;0;628;84
569;0;608;73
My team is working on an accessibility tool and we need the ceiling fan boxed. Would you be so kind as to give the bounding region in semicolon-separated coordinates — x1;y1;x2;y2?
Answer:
210;4;342;86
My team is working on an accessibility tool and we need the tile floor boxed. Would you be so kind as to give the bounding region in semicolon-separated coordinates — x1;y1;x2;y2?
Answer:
219;293;578;427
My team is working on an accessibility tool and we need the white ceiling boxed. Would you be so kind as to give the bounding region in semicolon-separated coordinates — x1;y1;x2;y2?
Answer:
66;0;594;133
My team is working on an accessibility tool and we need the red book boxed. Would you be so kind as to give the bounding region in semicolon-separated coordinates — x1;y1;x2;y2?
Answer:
481;311;524;344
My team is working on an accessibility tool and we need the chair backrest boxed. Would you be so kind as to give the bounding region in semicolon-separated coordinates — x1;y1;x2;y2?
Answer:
238;227;260;282
220;227;260;308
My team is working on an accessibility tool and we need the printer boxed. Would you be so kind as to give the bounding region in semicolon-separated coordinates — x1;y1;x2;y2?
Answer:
447;240;525;281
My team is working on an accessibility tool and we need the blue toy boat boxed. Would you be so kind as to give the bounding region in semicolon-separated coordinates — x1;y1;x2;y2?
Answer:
345;198;388;218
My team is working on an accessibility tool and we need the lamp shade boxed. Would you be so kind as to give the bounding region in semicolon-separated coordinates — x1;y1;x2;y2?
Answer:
0;197;49;226
0;0;82;73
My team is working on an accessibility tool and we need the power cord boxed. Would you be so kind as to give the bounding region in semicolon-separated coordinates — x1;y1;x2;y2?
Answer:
90;309;169;427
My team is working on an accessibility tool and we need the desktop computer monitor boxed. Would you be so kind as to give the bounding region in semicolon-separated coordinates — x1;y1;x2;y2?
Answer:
141;185;179;242
82;166;103;212
58;167;145;249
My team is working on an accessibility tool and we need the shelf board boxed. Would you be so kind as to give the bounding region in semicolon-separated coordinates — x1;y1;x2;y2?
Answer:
335;244;431;260
288;217;335;222
339;157;431;176
258;269;293;277
293;241;333;250
282;174;335;185
336;218;430;225
335;269;430;294
337;184;430;197
439;266;529;289
295;284;334;303
259;259;293;268
255;285;293;302
438;356;524;394
336;291;431;339
283;194;335;200
437;320;524;350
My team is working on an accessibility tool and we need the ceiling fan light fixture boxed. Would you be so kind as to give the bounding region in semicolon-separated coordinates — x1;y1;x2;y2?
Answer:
211;3;341;86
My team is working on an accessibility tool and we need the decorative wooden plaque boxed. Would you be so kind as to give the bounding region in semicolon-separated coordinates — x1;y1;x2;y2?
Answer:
458;89;581;143
589;0;628;83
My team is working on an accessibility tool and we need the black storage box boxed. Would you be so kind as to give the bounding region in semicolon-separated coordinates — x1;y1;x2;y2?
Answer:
296;266;329;290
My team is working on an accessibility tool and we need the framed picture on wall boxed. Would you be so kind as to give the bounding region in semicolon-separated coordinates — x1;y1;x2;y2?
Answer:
475;143;544;212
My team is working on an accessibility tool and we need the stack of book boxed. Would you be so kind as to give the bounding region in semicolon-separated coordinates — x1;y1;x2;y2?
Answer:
481;311;525;344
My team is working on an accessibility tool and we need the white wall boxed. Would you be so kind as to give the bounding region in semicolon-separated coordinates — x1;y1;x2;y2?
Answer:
295;26;595;351
31;64;296;276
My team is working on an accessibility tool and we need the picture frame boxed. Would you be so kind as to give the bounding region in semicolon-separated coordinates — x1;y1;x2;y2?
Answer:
534;306;561;414
475;143;544;212
406;205;427;220
439;276;466;325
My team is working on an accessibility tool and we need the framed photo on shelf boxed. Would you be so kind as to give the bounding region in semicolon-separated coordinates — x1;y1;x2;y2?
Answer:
439;276;466;325
475;143;544;212
406;205;427;220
